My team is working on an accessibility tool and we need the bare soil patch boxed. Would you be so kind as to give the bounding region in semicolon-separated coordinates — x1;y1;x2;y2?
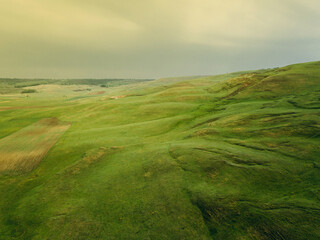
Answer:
89;91;105;95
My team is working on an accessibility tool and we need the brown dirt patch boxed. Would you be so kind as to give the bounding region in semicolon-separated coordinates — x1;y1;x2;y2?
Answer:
89;91;105;95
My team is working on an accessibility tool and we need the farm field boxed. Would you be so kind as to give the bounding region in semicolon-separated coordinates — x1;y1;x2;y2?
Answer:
0;118;70;174
0;61;319;239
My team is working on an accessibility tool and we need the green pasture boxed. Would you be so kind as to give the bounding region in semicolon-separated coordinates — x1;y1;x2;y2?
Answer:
0;62;319;239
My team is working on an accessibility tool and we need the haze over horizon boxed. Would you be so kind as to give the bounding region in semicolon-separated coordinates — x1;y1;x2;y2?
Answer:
1;0;320;79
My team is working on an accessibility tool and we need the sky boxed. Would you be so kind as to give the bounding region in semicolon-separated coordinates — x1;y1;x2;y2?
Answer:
0;0;320;79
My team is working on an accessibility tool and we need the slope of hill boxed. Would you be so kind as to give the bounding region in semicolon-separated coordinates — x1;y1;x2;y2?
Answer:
0;61;319;239
0;78;153;94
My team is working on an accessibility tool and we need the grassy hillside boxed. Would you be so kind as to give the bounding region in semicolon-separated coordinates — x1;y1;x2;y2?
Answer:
0;118;70;174
0;61;319;239
0;78;153;94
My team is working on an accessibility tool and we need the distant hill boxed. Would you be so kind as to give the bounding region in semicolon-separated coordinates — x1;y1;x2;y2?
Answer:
0;78;153;94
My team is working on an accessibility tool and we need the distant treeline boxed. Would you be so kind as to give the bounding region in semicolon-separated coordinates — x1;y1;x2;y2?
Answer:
21;89;37;93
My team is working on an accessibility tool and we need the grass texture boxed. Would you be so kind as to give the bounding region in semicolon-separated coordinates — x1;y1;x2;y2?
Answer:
0;61;319;239
0;118;70;174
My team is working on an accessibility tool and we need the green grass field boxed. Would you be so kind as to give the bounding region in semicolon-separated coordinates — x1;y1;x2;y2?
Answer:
0;61;319;239
0;118;70;174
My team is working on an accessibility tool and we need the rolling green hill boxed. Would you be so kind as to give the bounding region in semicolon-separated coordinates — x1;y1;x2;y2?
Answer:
0;61;319;239
0;78;153;94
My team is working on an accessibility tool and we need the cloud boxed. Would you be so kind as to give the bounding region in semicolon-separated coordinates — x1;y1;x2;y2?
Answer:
0;0;142;50
180;0;320;47
0;0;319;78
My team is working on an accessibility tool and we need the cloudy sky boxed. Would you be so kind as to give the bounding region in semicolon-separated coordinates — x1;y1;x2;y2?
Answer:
0;0;319;78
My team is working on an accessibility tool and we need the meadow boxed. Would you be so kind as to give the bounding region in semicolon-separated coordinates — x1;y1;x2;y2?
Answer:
0;61;319;239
